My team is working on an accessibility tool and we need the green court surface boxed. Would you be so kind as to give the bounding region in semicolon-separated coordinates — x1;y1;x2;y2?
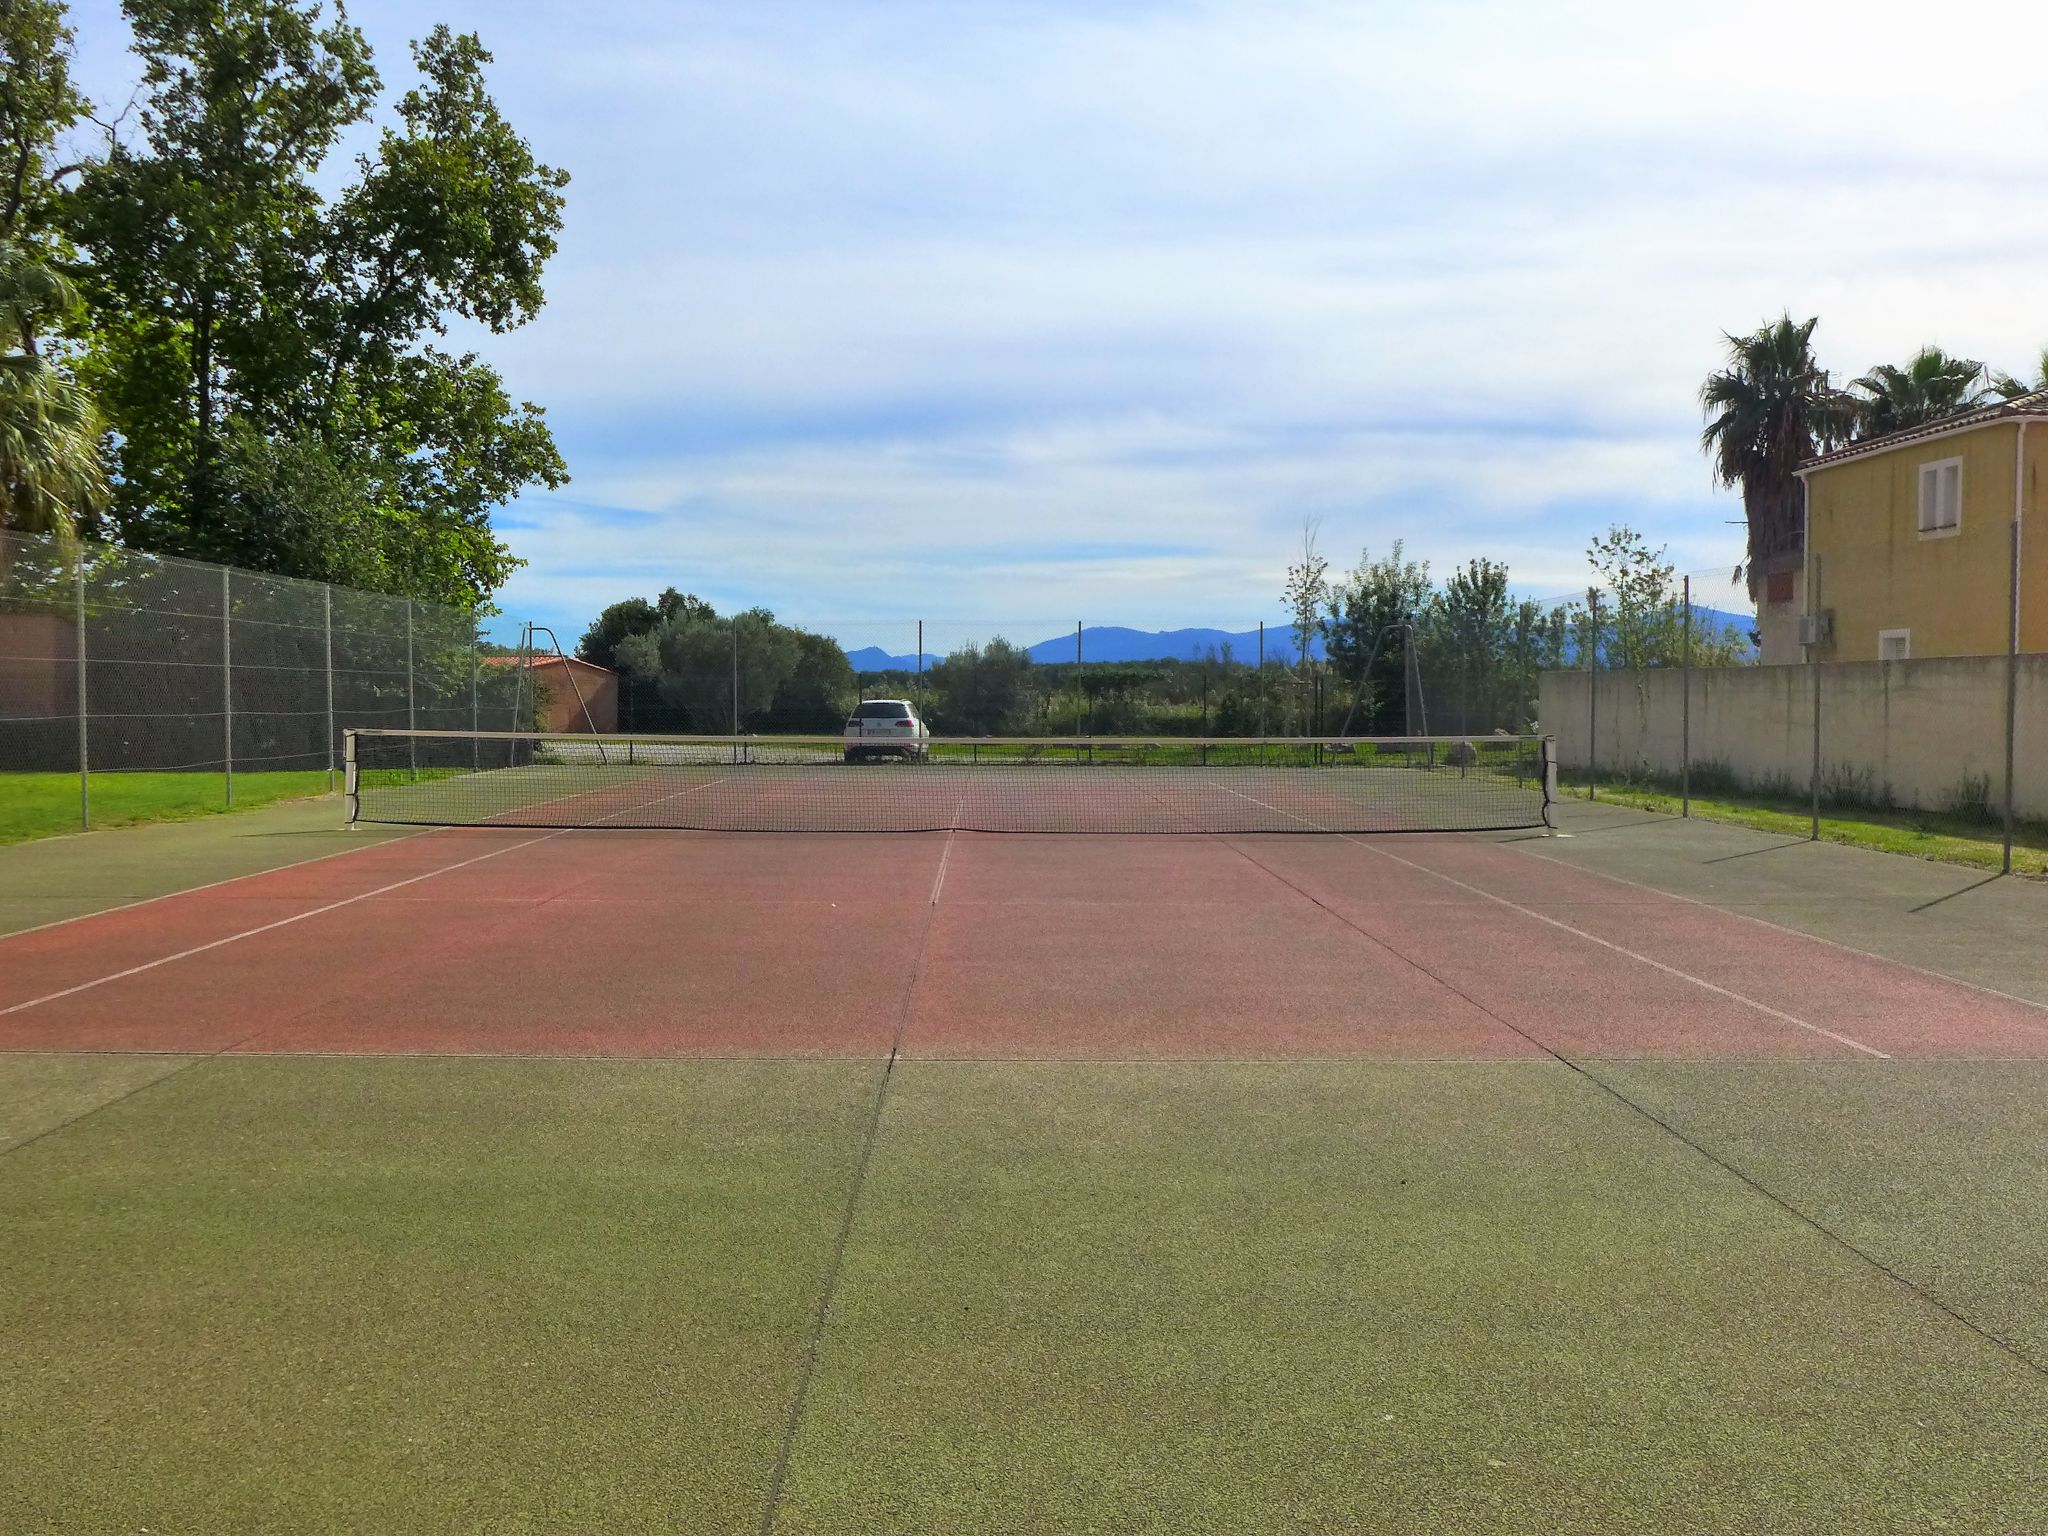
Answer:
0;1057;880;1535
0;770;336;848
3;1054;2045;1532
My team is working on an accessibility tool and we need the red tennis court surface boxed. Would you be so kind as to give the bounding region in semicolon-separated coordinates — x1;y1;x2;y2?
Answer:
4;826;2047;1062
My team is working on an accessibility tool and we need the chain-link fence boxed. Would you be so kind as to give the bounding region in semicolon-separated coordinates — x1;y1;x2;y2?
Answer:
1537;534;2038;871
1;526;532;827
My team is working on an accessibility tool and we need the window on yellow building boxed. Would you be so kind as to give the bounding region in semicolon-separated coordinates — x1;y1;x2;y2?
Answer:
1917;458;1962;535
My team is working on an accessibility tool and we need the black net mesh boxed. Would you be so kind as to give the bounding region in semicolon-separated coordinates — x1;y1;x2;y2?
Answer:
347;730;1555;834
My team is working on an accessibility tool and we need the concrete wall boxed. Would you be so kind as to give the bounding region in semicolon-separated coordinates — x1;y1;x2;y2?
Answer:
1538;655;2048;818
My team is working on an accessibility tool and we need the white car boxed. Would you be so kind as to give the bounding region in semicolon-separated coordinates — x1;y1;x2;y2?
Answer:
844;699;931;762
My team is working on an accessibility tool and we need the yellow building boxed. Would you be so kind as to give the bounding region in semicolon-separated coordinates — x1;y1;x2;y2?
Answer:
1794;391;2048;663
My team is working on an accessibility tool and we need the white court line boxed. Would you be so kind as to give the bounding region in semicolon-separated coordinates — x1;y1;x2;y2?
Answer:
0;824;445;947
929;839;955;905
1511;837;2048;1035
1217;785;1891;1060
0;779;728;1022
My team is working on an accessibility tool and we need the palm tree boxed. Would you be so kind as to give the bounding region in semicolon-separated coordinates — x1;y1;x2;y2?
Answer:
1699;315;1853;587
1848;346;1990;439
0;240;107;541
1989;347;2048;403
0;357;109;539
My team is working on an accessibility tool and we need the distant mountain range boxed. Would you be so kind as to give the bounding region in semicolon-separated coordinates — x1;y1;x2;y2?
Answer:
845;625;1322;673
844;611;1754;673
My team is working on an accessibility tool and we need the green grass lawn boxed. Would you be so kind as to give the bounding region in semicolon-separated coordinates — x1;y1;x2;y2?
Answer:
1565;779;2048;877
0;770;334;846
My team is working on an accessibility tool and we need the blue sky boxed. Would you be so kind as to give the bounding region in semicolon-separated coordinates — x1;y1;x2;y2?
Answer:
64;0;2048;650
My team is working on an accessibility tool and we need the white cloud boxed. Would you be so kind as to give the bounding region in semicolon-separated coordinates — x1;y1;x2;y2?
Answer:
62;0;2048;636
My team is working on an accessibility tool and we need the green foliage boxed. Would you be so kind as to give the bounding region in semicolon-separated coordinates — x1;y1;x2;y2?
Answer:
1699;314;1854;577
1989;348;2048;404
1281;520;1329;687
63;2;568;608
927;638;1033;735
0;0;89;244
1324;542;1430;733
0;241;107;537
1849;347;1990;440
613;601;853;733
577;587;711;666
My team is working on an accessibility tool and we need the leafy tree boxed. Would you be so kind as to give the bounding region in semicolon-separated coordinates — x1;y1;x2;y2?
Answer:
1989;348;2048;403
929;638;1034;735
1324;541;1430;733
0;240;106;537
1700;315;1853;589
66;3;568;607
577;587;709;666
1281;518;1329;686
0;0;89;245
1849;346;1989;439
1419;558;1512;733
765;629;855;731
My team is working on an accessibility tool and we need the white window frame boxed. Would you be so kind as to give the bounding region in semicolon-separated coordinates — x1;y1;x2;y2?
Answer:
1917;457;1962;538
1877;628;1911;661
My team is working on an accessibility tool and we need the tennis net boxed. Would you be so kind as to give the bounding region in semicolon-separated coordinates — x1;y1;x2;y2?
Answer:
345;729;1555;834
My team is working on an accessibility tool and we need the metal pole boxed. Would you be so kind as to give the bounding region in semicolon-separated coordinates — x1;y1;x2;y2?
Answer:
917;619;924;717
508;622;528;768
469;625;479;771
1808;556;1822;842
75;552;89;829
1681;575;1691;818
730;614;741;763
1586;591;1598;801
405;599;417;776
324;586;335;795
1258;621;1266;739
1075;621;1084;737
2005;517;2022;874
222;566;233;806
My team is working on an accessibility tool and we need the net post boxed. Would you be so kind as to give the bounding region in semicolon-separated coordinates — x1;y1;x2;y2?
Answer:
1680;574;1691;819
75;548;89;830
343;729;358;826
222;565;234;807
1541;735;1559;830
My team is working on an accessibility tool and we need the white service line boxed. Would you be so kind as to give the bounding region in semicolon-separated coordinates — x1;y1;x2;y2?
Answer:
1217;785;1890;1060
0;779;729;1021
929;839;955;905
1512;839;2048;1035
0;824;443;947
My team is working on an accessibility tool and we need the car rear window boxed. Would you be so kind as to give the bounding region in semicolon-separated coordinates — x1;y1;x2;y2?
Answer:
852;701;914;719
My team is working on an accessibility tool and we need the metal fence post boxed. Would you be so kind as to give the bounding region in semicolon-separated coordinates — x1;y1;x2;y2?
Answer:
730;614;741;762
75;552;89;829
1586;591;1599;801
1808;556;1822;841
323;585;335;795
405;599;417;775
470;626;480;771
917;619;924;719
2004;517;2022;874
1681;575;1691;818
1075;621;1084;737
1257;620;1266;739
222;566;234;806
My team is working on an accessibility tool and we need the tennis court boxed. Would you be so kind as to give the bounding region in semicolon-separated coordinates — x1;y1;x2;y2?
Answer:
3;742;2045;1533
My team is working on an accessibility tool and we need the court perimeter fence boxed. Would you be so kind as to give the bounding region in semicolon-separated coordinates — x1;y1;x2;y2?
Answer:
0;526;534;828
1538;533;2040;872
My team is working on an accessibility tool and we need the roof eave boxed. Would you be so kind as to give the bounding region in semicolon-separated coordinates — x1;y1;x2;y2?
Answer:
1796;410;2048;477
